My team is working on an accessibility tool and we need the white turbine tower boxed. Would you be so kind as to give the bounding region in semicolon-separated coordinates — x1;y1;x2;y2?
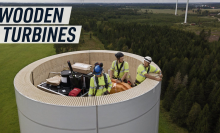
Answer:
175;0;178;15
184;0;189;23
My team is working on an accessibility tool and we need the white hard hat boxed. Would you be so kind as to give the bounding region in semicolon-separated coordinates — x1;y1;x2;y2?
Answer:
144;56;152;63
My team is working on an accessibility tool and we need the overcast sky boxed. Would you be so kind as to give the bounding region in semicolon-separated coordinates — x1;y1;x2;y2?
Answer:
0;0;220;3
0;0;219;3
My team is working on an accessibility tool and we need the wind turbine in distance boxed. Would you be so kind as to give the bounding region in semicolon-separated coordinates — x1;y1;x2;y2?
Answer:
184;0;189;23
175;0;178;15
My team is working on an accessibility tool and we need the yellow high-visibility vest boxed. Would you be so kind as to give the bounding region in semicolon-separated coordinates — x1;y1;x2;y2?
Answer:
136;64;160;85
88;73;112;96
110;60;129;79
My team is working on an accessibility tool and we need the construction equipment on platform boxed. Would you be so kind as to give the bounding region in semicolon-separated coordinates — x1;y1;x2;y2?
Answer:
37;61;93;97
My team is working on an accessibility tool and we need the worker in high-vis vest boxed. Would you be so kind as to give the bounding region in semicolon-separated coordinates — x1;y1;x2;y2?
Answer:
88;63;112;97
110;52;129;83
135;56;163;86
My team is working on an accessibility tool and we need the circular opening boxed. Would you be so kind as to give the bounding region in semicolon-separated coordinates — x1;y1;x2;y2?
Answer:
14;50;160;106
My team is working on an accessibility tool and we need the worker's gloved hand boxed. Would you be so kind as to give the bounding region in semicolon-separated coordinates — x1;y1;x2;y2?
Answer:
156;78;162;81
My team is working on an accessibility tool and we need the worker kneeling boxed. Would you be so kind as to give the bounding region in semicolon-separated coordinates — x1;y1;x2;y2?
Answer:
135;56;163;86
88;63;112;97
110;52;129;83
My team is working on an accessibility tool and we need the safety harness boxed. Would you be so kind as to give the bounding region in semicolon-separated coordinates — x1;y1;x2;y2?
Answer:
115;61;124;79
145;64;151;74
94;73;109;96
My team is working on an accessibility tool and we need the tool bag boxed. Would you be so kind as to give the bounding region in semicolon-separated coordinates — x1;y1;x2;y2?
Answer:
68;88;81;97
110;79;132;94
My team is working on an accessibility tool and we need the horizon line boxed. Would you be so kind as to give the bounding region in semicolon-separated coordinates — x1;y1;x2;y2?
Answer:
1;2;220;3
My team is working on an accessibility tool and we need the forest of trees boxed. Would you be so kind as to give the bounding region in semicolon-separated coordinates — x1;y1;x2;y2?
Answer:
95;21;220;133
55;5;220;133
